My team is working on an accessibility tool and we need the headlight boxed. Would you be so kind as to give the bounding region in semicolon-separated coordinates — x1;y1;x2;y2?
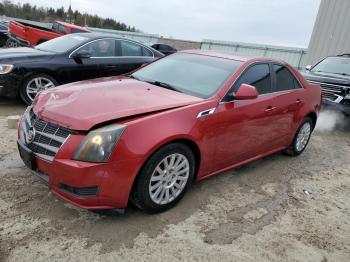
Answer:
0;64;14;74
72;124;127;163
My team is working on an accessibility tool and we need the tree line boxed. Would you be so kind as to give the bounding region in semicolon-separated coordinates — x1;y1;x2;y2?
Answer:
0;0;138;32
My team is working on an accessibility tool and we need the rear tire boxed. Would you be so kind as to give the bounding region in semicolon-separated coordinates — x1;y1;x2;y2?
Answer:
131;143;195;213
284;117;313;156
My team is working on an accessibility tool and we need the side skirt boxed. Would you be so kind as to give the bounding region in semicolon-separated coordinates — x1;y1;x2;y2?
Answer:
197;146;287;181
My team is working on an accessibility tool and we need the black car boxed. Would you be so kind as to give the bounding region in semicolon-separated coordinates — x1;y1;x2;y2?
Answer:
0;21;9;47
0;33;163;104
301;54;350;115
151;43;177;56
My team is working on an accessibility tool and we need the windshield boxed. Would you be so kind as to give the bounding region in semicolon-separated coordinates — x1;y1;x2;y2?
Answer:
35;34;90;53
312;57;350;76
131;53;243;98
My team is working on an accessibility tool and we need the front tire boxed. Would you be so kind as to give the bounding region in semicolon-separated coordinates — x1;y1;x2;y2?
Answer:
284;117;313;156
131;143;196;213
19;74;58;105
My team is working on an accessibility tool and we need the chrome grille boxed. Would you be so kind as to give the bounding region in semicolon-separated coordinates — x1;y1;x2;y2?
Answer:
308;80;348;102
22;107;71;161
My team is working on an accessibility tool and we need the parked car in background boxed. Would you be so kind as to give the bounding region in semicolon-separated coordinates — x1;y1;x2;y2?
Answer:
8;20;89;47
301;54;350;115
0;33;163;104
0;21;9;47
17;51;321;213
151;43;177;55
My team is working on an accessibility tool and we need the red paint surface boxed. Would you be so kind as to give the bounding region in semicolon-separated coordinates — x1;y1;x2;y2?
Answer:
9;20;89;46
22;51;322;209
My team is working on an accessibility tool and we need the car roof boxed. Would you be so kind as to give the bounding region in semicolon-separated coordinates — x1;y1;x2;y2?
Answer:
68;32;164;56
71;32;146;42
180;49;285;64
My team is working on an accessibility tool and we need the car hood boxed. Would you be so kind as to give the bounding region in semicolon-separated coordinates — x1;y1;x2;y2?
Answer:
0;47;54;63
33;76;203;131
301;70;350;86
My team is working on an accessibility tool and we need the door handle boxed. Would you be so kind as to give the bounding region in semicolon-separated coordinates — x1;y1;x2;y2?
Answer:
265;106;277;113
105;65;117;68
296;99;302;104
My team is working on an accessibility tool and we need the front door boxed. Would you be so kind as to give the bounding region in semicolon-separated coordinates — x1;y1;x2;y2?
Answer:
66;38;121;82
209;63;279;173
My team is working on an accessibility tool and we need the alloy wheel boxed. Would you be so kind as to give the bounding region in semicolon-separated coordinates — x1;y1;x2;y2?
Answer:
26;77;56;101
149;153;190;205
296;121;311;152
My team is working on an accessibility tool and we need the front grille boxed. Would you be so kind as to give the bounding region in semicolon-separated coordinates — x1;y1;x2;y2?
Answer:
59;184;98;197
308;80;348;102
22;107;71;161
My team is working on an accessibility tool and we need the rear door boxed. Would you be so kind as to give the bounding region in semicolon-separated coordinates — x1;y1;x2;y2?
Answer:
210;63;280;172
270;64;304;146
116;40;155;74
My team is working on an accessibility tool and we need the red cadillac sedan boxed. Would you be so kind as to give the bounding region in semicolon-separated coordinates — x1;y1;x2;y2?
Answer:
17;50;321;213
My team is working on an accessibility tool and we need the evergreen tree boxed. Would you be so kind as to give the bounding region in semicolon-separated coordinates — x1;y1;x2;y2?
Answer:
0;0;137;32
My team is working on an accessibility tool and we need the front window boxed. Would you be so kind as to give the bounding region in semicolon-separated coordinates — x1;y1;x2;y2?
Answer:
35;34;90;53
74;39;115;57
312;57;350;76
131;53;242;98
230;64;271;95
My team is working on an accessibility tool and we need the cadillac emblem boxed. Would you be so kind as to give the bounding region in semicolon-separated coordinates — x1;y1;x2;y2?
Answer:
26;127;36;144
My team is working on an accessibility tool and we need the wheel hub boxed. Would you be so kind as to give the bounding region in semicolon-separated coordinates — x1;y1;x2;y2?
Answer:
296;122;311;152
26;77;55;101
149;153;190;205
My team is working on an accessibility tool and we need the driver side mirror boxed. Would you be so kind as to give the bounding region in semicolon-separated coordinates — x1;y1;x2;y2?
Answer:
72;50;91;60
305;65;312;71
230;83;258;100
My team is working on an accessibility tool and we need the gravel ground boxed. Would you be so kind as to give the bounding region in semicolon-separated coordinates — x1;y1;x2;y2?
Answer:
0;98;349;262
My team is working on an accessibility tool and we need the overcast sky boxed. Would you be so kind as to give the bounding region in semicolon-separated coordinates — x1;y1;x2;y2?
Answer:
16;0;320;47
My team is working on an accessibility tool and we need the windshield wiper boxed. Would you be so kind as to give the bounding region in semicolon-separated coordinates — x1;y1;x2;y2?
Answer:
127;76;183;93
146;80;182;93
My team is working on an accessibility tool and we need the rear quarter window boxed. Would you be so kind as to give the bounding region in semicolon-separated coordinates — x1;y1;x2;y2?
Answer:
142;47;153;57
